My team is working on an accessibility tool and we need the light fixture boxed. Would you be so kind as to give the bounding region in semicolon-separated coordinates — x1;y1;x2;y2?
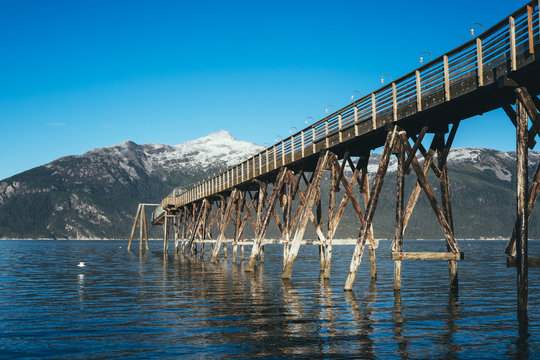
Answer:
420;51;432;64
470;23;484;37
351;91;361;101
381;73;392;85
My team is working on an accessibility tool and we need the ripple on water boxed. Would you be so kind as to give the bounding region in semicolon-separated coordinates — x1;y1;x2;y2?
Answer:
0;240;539;359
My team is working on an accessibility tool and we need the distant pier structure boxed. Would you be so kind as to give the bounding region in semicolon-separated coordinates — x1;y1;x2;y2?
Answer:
134;1;540;321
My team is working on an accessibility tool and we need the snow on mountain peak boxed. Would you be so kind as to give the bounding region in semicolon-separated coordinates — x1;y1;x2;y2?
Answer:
78;130;264;176
184;130;236;144
143;130;264;172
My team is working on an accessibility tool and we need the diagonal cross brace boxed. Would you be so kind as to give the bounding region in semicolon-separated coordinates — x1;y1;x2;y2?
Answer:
282;150;330;278
344;126;398;290
246;168;288;271
210;189;238;262
399;132;459;253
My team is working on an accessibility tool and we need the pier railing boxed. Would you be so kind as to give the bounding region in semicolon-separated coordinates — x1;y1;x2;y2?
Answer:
163;0;539;209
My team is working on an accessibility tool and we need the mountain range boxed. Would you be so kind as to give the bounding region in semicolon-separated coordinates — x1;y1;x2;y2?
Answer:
0;130;539;240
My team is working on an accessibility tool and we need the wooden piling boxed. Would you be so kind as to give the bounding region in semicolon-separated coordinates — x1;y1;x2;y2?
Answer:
282;151;329;279
282;178;293;268
516;94;529;322
232;192;245;263
211;189;238;263
361;165;377;280
438;132;458;292
344;126;397;291
324;157;337;277
247;170;285;271
400;132;458;253
139;205;144;251
174;210;181;253
316;177;324;272
393;139;405;290
163;214;169;254
127;204;142;252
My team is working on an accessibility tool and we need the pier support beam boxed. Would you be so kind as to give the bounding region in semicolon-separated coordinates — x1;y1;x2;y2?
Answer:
127;204;155;252
174;209;183;254
247;170;285;271
324;154;338;276
360;167;378;280
282;176;294;268
187;199;210;254
344;126;398;291
211;190;238;263
325;152;376;279
393;138;405;290
282;150;329;279
232;192;246;263
503;86;540;322
163;213;171;254
127;204;142;252
390;123;461;292
437;130;459;292
516;90;529;322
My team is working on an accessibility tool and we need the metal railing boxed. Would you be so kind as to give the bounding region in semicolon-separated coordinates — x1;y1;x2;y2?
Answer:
165;0;539;209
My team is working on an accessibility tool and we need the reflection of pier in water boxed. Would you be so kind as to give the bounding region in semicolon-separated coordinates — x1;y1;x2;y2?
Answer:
130;1;540;324
123;243;537;358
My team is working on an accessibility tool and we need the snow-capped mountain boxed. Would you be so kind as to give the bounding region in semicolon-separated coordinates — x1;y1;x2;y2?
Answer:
0;131;263;239
83;130;264;175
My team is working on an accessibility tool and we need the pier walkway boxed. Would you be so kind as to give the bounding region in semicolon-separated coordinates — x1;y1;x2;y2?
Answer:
130;1;540;321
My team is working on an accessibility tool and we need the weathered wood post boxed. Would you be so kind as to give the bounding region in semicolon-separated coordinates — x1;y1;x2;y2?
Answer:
316;180;324;272
324;158;337;274
516;93;529;322
139;205;145;251
247;171;285;272
211;190;238;263
163;213;170;254
436;132;459;292
282;151;329;279
140;205;150;251
186;200;206;255
392;136;405;290
174;210;181;254
361;164;377;280
345;126;397;291
282;178;292;268
180;205;191;255
127;204;142;251
232;192;245;263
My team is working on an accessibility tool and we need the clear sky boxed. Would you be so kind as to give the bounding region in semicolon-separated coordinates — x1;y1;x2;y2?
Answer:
0;0;529;180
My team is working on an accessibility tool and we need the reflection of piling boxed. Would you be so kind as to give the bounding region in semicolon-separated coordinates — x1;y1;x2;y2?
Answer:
392;290;408;358
344;278;376;357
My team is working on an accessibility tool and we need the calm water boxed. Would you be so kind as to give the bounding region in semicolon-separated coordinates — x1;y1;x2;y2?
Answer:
0;240;538;359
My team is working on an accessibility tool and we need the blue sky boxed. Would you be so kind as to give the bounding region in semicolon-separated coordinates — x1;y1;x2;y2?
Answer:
0;0;528;180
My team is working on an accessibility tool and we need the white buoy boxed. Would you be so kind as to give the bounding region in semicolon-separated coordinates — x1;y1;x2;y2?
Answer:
77;262;86;267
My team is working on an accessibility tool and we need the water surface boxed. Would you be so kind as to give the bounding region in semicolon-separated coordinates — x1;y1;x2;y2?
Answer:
0;240;538;359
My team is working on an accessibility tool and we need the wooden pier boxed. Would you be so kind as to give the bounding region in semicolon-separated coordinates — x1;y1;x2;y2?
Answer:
134;1;540;321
